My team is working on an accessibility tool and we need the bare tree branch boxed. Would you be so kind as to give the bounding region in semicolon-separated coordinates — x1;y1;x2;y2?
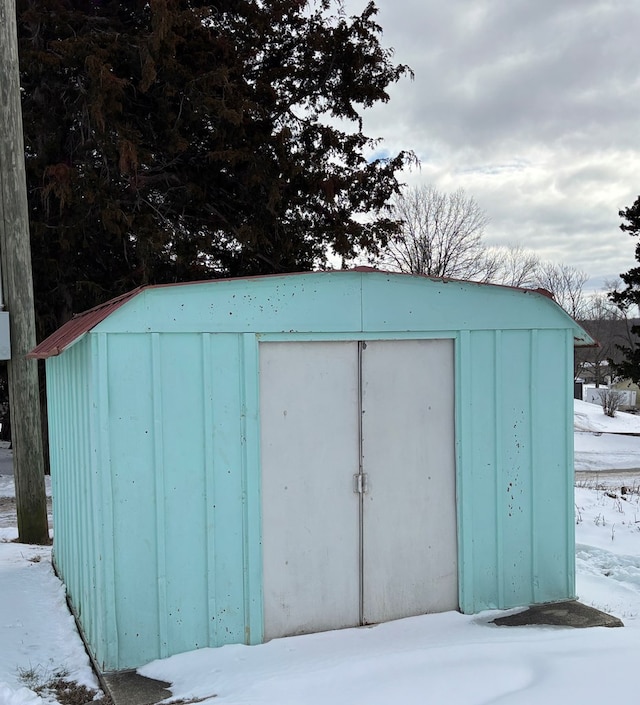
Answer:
378;184;589;321
485;245;540;288
533;262;588;319
381;185;490;280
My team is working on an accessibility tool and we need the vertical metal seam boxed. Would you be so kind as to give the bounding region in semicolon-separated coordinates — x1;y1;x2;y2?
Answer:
237;333;259;644
84;339;99;651
357;340;365;626
247;335;264;644
241;334;263;645
565;329;576;598
202;333;217;645
82;342;93;644
239;334;250;641
96;332;118;668
151;333;168;658
72;346;84;632
494;330;504;607
457;330;472;612
84;341;97;659
72;346;84;644
87;339;103;660
76;346;86;625
530;329;539;602
238;335;248;635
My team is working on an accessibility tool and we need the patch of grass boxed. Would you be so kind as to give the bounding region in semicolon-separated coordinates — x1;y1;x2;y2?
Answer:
17;664;112;705
46;676;111;705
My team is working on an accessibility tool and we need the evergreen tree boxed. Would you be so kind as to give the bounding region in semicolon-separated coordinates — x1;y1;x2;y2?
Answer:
18;0;413;338
609;195;640;382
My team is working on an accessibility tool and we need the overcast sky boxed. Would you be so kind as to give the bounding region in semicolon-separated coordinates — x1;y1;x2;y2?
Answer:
346;0;640;291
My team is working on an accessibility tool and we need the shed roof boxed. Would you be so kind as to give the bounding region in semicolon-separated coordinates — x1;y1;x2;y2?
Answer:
29;287;144;359
28;270;595;360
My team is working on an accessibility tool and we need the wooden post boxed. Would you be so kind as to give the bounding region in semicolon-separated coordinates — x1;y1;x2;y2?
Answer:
0;0;49;544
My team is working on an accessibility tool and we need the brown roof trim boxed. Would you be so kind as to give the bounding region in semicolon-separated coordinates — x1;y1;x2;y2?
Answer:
28;287;145;360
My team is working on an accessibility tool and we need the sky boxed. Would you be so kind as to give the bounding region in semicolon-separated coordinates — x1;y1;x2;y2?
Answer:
345;0;640;291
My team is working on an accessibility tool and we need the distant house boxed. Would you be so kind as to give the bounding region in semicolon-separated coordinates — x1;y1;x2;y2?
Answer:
575;317;640;408
575;317;640;385
578;360;612;386
30;270;593;672
611;379;640;410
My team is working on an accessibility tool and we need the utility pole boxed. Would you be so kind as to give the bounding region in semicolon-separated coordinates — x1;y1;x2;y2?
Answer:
0;0;49;544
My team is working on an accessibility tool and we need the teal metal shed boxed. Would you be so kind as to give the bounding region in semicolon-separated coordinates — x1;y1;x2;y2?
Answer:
30;270;593;672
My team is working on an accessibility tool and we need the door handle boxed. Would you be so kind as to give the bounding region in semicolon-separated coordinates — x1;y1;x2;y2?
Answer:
353;473;368;494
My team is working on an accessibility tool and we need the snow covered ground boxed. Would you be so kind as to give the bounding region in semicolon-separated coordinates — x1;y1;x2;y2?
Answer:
3;400;640;705
0;449;95;705
574;398;640;434
575;399;640;473
139;479;640;705
0;542;101;705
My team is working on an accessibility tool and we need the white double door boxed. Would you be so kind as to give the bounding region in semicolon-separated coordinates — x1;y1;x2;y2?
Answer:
260;339;457;640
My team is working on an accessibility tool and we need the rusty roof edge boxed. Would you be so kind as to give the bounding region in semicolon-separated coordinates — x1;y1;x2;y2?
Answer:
27;287;146;360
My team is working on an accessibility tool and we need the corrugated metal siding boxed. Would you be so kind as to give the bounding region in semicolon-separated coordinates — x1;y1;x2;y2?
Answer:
457;327;574;613
44;271;587;671
98;332;257;670
47;336;106;659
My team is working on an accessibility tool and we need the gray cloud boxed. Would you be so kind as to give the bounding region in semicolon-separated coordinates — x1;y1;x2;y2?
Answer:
346;0;640;282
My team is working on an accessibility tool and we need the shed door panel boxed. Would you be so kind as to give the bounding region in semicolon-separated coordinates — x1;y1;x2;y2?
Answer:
361;339;458;622
260;342;360;640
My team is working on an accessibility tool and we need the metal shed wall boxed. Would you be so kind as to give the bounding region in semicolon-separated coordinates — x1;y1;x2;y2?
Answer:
43;272;586;671
46;336;108;661
50;331;262;671
457;327;575;612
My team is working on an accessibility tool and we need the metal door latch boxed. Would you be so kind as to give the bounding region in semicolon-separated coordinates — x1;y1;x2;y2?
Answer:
353;473;368;494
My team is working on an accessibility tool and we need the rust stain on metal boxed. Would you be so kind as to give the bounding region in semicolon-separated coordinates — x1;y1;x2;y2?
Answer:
28;287;145;359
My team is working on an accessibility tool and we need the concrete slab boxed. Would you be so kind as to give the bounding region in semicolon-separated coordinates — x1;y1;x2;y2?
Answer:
492;600;624;628
102;670;171;705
